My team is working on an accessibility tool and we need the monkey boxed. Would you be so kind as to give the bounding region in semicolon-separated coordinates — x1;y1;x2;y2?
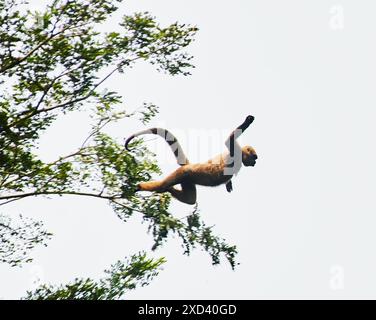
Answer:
125;115;257;205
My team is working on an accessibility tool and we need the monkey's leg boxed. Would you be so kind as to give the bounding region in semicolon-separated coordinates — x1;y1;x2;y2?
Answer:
138;166;189;193
167;182;197;205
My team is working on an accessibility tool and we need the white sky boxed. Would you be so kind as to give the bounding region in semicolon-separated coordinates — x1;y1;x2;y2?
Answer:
1;0;376;299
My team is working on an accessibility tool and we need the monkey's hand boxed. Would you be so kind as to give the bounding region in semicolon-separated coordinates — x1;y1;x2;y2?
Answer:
245;115;255;124
239;115;255;131
226;180;233;193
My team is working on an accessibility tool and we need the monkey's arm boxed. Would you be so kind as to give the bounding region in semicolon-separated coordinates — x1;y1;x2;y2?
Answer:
225;115;254;156
225;180;233;193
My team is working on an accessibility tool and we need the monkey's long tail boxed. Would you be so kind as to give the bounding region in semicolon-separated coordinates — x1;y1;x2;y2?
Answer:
125;128;189;166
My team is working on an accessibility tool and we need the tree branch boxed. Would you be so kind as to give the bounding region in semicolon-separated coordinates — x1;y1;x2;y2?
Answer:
10;64;121;128
0;190;148;216
0;22;91;74
0;190;121;204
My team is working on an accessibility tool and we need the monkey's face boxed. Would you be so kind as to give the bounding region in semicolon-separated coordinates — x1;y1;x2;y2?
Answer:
242;146;257;167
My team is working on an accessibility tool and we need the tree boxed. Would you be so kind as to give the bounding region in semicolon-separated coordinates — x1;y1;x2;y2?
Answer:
23;252;166;300
0;0;237;299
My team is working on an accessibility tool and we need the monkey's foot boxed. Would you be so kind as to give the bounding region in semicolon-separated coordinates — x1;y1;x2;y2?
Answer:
138;181;167;193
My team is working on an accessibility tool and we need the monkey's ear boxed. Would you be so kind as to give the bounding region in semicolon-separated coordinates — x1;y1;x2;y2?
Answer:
226;180;233;193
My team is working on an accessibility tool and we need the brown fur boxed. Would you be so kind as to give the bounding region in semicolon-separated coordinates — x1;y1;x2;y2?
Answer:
126;116;257;205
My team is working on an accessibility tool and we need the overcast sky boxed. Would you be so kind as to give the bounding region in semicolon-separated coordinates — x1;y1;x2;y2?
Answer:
1;0;376;299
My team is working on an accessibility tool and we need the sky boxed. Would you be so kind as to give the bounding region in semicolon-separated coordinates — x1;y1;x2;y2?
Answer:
1;0;376;299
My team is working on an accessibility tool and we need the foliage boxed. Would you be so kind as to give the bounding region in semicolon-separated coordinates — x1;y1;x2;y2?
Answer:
0;0;237;285
0;213;52;266
24;252;165;300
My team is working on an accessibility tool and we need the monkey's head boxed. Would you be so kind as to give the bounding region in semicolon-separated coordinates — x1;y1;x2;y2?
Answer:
242;146;257;167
